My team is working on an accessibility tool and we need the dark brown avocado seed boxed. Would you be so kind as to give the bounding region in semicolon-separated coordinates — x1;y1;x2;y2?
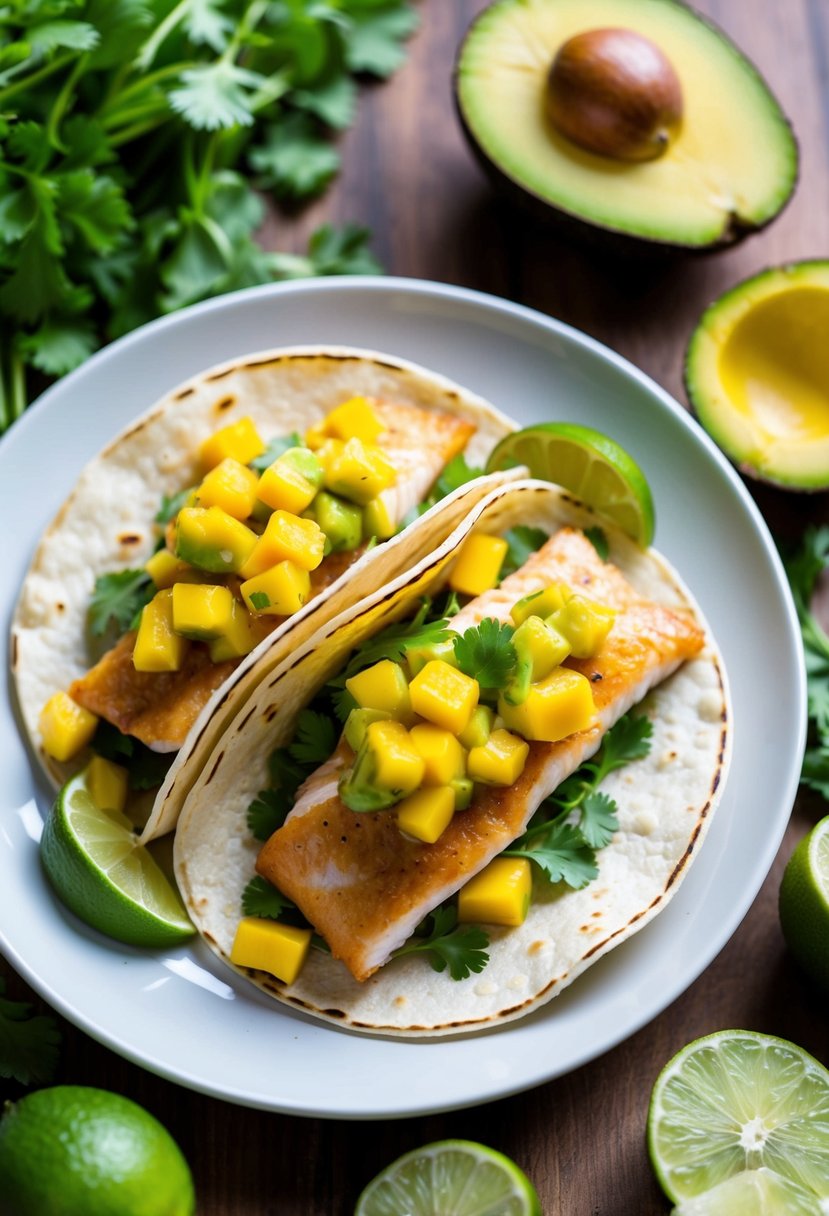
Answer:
546;28;683;163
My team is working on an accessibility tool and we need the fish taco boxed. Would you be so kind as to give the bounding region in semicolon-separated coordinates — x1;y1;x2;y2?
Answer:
12;346;517;841
173;477;730;1036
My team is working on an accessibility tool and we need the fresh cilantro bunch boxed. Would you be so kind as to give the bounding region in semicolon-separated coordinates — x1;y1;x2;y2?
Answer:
0;978;61;1086
784;525;829;797
0;0;418;430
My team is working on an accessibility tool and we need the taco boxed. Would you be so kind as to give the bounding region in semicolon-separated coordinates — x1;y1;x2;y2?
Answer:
12;346;517;841
173;478;730;1036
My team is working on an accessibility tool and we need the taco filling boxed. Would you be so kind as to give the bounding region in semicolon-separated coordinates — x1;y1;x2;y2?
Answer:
243;524;705;986
37;395;476;769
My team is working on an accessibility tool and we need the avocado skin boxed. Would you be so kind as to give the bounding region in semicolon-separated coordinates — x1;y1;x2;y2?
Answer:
453;2;799;257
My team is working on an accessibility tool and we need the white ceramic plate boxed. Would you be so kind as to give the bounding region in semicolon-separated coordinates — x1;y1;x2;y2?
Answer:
0;277;805;1119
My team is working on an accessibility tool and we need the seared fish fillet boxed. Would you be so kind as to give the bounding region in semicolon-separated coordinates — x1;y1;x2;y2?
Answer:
256;529;706;982
70;402;475;752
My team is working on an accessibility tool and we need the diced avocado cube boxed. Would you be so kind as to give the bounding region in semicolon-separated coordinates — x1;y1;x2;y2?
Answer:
310;491;363;553
344;708;392;753
549;595;616;658
510;583;569;626
324;438;397;506
502;616;571;707
339;720;425;812
404;637;459;679
458;704;495;750
362;495;396;541
450;775;474;811
175;507;257;574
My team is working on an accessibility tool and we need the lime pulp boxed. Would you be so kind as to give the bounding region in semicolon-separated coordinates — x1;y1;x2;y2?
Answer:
671;1167;825;1215
354;1139;541;1216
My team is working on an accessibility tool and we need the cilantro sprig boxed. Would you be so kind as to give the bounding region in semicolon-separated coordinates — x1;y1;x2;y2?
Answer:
0;1;418;431
88;568;153;637
0;978;61;1086
784;526;829;794
452;618;516;689
393;904;490;981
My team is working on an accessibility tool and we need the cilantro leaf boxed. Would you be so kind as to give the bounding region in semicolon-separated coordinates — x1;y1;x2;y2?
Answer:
344;4;419;78
251;113;340;199
18;318;97;375
335;599;451;684
247;788;291;842
0;978;62;1085
594;713;654;780
249;592;270;611
452;618;516;689
91;722;172;790
88;569;153;637
288;709;338;766
785;526;829;739
250;433;303;472
801;746;829;800
432;454;484;501
507;821;598;889
270;224;382;280
579;791;619;849
155;487;194;525
499;526;548;579
168;61;266;131
394;904;490;981
242;876;296;920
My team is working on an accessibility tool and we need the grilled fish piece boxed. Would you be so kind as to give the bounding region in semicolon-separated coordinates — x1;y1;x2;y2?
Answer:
256;528;706;982
69;402;475;751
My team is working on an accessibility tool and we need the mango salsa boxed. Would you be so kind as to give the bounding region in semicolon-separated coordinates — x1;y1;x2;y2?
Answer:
197;458;259;520
396;786;455;844
199;416;264;470
241;560;310;616
133;589;190;672
449;533;508;597
171;583;234;640
175;506;258;574
498;667;595;742
144;549;199;590
551;595;616;658
240;510;326;578
86;755;128;813
467;728;529;785
510;583;569;626
409;724;465;786
230;917;311;984
257;448;324;515
362;720;425;795
208;599;257;661
324;396;383;443
346;660;411;719
39;692;98;762
362;495;396;541
409;660;479;735
458;857;532;927
324;437;397;506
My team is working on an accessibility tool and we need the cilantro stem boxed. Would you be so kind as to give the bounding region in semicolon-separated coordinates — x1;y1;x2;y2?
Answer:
0;52;76;106
134;0;191;72
109;116;172;149
46;55;89;150
99;64;197;126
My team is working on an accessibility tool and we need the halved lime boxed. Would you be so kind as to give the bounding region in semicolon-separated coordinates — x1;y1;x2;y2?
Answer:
486;422;655;546
40;770;194;947
354;1140;541;1216
779;816;829;992
648;1030;829;1204
671;1167;823;1215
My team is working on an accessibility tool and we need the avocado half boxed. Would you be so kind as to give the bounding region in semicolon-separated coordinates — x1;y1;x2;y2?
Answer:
686;261;829;490
455;0;798;251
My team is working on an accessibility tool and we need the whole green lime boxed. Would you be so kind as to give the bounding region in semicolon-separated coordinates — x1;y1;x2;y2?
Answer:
0;1086;195;1216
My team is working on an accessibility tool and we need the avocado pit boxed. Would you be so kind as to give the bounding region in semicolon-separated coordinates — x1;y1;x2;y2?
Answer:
546;28;683;162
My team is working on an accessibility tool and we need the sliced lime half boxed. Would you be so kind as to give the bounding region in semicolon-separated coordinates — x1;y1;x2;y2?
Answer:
354;1139;541;1216
486;422;655;546
648;1030;829;1204
41;770;194;947
671;1167;826;1215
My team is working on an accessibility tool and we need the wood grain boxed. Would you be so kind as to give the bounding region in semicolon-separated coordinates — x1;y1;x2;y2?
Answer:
4;3;829;1213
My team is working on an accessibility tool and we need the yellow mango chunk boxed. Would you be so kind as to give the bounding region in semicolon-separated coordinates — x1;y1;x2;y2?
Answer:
365;720;424;795
550;596;616;658
458;857;532;927
510;583;569;626
449;533;508;597
312;437;345;468
396;786;455;844
39;692;98;762
240;510;326;578
241;560;311;616
324;437;397;506
197;458;259;520
199;416;264;470
409;724;466;786
498;667;595;742
175;506;258;574
304;419;329;450
325;396;383;443
467;728;529;786
362;495;396;540
86;756;128;813
409;660;479;735
208;599;257;661
133;589;190;672
171;582;234;640
346;660;411;719
144;549;200;589
230;917;311;985
257;448;323;515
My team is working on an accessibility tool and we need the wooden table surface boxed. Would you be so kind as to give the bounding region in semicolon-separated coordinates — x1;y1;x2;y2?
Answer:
3;2;829;1212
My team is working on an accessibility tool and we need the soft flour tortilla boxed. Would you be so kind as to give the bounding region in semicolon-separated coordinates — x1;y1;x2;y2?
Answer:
12;346;517;840
174;479;731;1037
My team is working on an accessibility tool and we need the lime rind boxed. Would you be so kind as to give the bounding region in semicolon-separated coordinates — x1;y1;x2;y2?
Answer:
648;1030;829;1204
779;816;829;993
355;1140;541;1216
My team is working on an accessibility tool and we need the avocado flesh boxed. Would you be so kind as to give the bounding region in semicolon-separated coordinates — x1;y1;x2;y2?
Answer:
457;0;797;247
686;262;829;489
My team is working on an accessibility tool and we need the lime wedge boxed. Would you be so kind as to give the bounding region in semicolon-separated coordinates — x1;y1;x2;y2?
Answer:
354;1140;541;1216
486;422;655;546
671;1168;824;1215
648;1030;829;1204
779;815;829;992
40;770;194;947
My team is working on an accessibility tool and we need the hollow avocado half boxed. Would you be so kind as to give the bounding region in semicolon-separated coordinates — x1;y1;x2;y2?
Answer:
455;0;798;251
686;261;829;490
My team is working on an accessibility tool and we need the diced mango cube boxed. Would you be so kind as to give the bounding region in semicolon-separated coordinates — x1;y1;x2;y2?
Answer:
175;507;258;574
257;448;324;515
304;419;330;450
343;708;391;753
364;720;424;794
230;917;311;985
144;549;200;589
240;510;325;578
133;589;190;672
396;786;455;844
510;583;569;626
241;561;310;616
171;583;234;640
199;416;264;470
550;596;616;658
449;533;508;597
458;704;495;750
208;599;257;661
196;458;259;520
346;659;411;719
39;692;98;762
467;728;529;786
409;724;465;786
514;616;570;681
498;667;595;742
86;755;128;813
362;495;396;540
312;437;345;468
408;660;479;734
458;857;532;927
324;396;383;443
324;438;397;506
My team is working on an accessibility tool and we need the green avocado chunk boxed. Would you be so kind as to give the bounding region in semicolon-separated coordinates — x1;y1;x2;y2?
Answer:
307;491;363;553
